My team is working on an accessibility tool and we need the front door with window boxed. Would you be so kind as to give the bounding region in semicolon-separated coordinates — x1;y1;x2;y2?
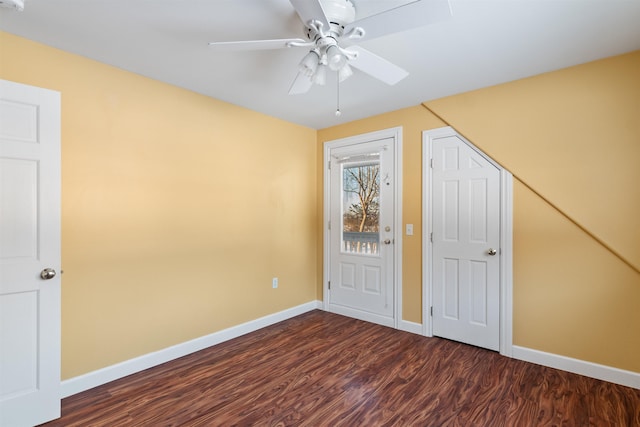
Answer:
325;136;396;327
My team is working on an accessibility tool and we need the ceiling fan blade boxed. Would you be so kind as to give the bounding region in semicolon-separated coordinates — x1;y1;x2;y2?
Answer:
288;71;313;95
208;38;307;51
289;0;330;30
347;46;409;85
345;0;452;43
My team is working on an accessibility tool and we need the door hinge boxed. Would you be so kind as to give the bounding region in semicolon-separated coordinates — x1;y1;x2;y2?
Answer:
328;281;331;290
430;232;433;242
430;306;433;316
430;158;433;168
328;160;331;170
328;221;331;230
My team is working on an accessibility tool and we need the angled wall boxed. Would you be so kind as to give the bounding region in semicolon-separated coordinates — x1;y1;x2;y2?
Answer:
424;50;640;373
425;51;640;272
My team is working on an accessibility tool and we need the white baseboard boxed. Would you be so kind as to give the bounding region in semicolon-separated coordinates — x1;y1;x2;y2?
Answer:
61;305;639;398
512;345;640;390
61;300;322;398
398;320;423;335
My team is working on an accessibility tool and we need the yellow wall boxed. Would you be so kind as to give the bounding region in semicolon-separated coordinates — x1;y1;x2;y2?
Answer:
319;51;640;373
2;28;638;380
513;178;639;370
1;32;318;379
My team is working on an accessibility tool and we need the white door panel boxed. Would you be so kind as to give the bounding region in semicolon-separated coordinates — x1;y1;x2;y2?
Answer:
0;80;61;426
326;136;396;326
432;135;500;351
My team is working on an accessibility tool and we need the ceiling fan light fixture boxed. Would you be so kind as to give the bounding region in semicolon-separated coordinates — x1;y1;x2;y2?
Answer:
338;62;353;82
299;50;320;77
313;62;328;85
326;45;346;71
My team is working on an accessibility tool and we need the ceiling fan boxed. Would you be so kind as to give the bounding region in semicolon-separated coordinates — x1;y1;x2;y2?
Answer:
208;0;452;95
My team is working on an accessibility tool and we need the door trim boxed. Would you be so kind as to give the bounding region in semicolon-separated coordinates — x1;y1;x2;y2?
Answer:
422;127;513;356
323;127;403;328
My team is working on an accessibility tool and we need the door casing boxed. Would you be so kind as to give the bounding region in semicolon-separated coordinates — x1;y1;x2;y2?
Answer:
323;127;403;328
422;127;513;356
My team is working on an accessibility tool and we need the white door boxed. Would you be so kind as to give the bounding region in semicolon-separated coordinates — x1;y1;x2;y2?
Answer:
326;137;396;327
431;134;500;351
0;80;61;426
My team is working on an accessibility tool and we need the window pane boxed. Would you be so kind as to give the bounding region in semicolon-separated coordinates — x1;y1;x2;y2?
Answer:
342;161;380;255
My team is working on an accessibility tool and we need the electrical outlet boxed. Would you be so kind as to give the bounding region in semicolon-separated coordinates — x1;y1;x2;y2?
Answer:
272;277;278;289
406;224;414;236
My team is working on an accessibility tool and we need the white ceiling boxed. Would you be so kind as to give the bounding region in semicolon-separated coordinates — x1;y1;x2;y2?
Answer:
1;0;639;129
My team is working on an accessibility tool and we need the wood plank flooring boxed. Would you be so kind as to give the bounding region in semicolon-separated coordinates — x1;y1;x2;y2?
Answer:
41;310;640;426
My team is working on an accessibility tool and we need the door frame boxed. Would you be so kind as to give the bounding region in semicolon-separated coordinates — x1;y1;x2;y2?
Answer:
422;127;513;356
323;127;403;328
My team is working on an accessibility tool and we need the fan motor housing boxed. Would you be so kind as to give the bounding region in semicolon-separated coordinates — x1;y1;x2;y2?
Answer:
321;0;356;26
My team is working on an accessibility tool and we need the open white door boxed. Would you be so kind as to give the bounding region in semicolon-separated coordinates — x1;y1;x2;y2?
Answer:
0;80;61;426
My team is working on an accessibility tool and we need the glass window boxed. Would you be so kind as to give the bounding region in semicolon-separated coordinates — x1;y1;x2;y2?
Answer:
342;160;380;255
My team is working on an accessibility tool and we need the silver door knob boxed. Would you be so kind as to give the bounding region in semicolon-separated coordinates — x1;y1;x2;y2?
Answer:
383;239;392;245
487;248;497;256
40;268;57;280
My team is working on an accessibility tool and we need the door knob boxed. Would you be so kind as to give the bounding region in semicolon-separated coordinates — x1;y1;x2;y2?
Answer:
383;239;392;245
40;268;57;280
487;248;497;256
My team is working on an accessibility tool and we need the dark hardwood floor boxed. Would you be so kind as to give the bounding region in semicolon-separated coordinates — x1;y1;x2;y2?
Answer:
42;310;640;426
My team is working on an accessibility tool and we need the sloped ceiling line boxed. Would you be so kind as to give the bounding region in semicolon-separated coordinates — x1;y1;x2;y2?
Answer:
421;103;640;276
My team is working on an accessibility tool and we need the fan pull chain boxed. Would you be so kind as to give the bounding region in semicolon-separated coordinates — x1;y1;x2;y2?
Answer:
335;73;341;117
